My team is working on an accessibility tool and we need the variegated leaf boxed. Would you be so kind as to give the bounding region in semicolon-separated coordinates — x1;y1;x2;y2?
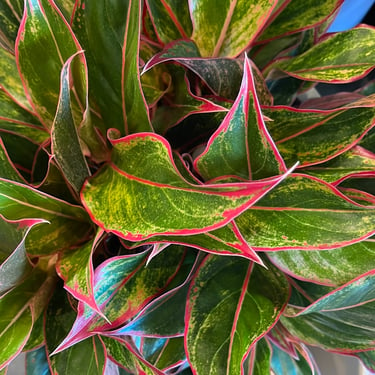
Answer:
186;255;289;375
81;133;291;242
16;0;81;128
190;0;277;57
274;26;375;82
236;174;375;251
195;56;286;181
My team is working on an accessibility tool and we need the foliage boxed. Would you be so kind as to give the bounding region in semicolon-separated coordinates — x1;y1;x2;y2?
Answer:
1;0;375;373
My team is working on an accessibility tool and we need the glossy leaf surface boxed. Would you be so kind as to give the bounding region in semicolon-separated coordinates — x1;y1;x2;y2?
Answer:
82;133;291;241
146;0;192;43
257;0;342;42
0;178;92;255
302;146;375;183
242;338;271;375
263;103;375;167
282;271;375;352
236;174;375;250
190;0;277;57
51;52;90;195
56;237;98;314
0;218;44;294
186;255;289;375
16;0;81;128
195;56;286;181
72;0;151;134
56;246;184;352
268;239;375;286
0;46;31;110
0;266;54;370
102;336;164;375
276;26;375;82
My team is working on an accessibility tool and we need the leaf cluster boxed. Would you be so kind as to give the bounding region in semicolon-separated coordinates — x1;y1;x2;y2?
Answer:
1;0;375;374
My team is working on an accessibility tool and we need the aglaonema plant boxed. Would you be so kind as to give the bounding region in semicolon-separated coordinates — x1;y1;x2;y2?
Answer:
1;0;375;374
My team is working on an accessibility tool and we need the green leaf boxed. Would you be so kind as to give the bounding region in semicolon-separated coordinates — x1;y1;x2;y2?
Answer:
16;0;81;128
0;90;47;145
140;42;172;107
23;314;45;351
0;0;23;51
0;46;32;110
236;174;375;250
268;239;375;286
81;133;291;241
263;102;375;167
72;0;152;134
0;265;55;370
282;270;375;352
55;246;184;352
115;251;201;337
302;146;375;183
45;285;106;375
274;26;375;82
0;218;45;295
0;137;24;182
141;337;186;371
250;33;302;70
242;338;271;375
257;0;342;42
190;0;277;57
102;336;164;375
0;178;93;256
195;56;286;181
54;0;75;21
146;0;192;43
51;337;106;375
51;52;90;195
122;221;262;267
56;236;99;315
186;255;289;375
152;65;227;133
143;39;244;100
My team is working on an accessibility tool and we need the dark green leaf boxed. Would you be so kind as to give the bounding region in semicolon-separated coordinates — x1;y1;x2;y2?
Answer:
282;270;375;352
72;0;152;134
0;1;23;51
186;256;289;375
51;52;90;195
242;338;271;375
102;336;164;375
16;0;81;128
195;56;286;181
